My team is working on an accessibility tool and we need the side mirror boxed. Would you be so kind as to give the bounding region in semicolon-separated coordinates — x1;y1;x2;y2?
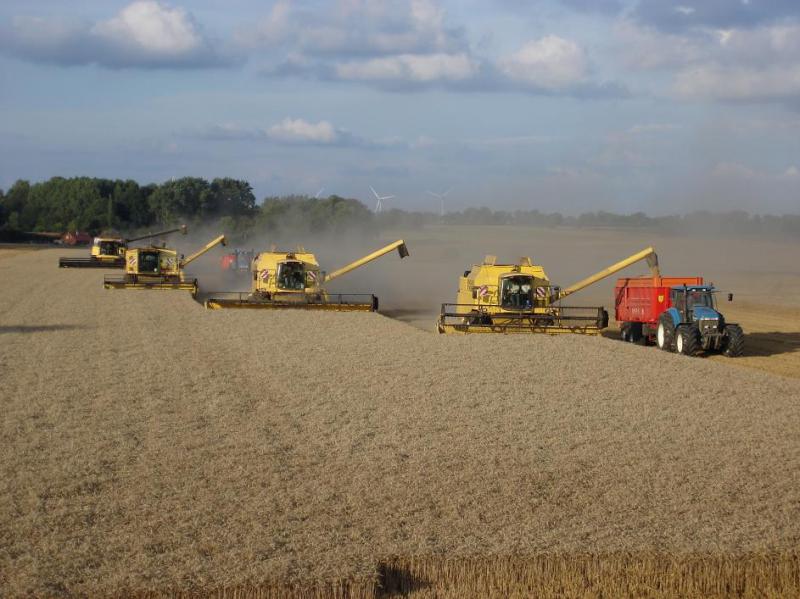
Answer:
727;293;733;302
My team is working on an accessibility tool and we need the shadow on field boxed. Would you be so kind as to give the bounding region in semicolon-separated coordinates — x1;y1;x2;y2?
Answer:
378;562;430;596
741;332;800;357
604;330;800;358
0;324;85;334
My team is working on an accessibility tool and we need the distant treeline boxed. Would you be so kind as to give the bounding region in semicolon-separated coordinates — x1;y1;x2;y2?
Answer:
1;176;799;239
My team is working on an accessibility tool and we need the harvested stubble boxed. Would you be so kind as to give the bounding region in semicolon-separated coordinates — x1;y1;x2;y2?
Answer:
1;248;800;598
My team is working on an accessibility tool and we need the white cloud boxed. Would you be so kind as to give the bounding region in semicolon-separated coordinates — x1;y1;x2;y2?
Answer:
0;0;227;68
240;0;463;56
267;118;339;144
195;118;377;147
335;52;477;82
500;36;588;89
92;1;202;56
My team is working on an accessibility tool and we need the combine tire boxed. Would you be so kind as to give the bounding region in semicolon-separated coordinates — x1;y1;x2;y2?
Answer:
675;324;701;356
656;313;675;352
723;324;745;357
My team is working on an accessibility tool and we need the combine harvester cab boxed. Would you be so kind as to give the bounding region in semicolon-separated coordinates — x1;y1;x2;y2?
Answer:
103;234;226;297
437;247;660;335
59;225;187;269
204;240;410;312
615;277;744;357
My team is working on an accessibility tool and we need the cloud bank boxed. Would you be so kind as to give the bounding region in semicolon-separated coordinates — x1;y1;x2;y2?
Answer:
0;0;230;68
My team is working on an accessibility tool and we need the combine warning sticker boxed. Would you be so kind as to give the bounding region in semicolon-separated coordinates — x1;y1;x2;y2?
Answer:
259;269;270;281
127;255;136;266
307;271;318;283
535;286;547;298
477;285;489;298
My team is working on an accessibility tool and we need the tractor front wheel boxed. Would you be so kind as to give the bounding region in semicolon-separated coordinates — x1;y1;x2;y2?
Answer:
723;324;745;357
676;324;701;357
656;314;675;352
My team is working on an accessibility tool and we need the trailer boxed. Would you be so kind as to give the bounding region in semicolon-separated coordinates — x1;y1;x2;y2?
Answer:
615;276;744;357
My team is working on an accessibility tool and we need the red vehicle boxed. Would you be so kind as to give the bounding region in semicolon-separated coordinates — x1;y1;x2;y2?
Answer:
615;276;703;340
61;231;93;246
220;249;254;273
615;275;743;357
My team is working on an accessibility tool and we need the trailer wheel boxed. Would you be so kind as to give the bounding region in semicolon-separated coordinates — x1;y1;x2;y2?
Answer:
675;324;701;356
723;324;745;357
656;314;675;352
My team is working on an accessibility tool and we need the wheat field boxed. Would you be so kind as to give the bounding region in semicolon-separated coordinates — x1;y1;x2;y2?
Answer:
1;246;800;597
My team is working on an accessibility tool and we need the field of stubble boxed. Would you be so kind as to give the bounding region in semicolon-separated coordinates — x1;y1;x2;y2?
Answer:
1;241;800;598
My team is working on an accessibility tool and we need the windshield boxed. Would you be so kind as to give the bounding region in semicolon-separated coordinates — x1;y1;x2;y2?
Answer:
688;290;715;309
671;288;715;312
277;262;306;290
99;241;121;256
138;251;160;274
500;275;534;309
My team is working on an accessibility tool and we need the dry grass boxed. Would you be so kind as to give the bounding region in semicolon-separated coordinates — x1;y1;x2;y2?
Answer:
1;247;800;597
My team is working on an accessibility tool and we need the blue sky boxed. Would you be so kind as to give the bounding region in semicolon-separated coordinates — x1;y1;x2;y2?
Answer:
1;0;799;214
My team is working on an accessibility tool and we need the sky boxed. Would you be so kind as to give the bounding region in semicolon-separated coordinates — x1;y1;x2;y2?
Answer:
0;0;799;215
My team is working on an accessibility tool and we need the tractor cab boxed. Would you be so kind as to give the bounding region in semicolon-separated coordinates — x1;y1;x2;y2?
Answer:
670;285;718;320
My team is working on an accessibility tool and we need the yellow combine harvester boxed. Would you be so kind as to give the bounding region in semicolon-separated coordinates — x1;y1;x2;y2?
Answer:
204;239;409;311
437;247;660;334
58;226;187;268
103;234;226;297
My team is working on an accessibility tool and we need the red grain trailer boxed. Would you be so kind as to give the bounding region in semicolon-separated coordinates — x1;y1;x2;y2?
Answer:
614;276;704;343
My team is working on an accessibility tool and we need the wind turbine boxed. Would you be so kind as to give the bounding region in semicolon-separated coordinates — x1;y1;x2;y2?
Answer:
314;187;325;199
426;188;452;217
369;185;395;213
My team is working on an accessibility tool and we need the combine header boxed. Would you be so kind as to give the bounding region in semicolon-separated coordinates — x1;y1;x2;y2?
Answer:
103;234;226;297
204;240;409;311
437;247;660;335
58;226;187;269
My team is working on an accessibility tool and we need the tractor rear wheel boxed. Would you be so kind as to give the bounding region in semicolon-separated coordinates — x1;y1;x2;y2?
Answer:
723;324;745;357
656;313;675;352
676;324;701;356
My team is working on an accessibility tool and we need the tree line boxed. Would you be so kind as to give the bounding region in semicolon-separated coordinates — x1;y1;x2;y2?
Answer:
1;176;798;240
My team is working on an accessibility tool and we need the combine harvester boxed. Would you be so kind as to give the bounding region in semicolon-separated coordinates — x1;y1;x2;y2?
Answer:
103;234;226;297
437;247;659;334
615;276;744;357
204;240;409;312
58;226;187;269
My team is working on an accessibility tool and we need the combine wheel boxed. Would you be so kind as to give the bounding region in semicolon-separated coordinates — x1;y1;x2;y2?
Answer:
656;313;675;352
675;324;701;357
723;324;745;357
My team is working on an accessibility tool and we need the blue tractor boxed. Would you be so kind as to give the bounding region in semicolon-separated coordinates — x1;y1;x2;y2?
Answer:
656;285;744;357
